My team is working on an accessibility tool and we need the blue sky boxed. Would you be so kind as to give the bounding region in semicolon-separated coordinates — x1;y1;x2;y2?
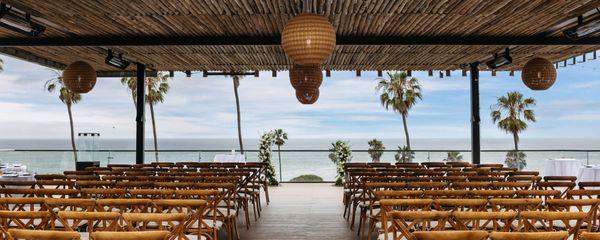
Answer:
0;53;599;140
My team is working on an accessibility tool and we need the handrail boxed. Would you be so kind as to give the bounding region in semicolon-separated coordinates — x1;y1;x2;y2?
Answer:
5;149;600;152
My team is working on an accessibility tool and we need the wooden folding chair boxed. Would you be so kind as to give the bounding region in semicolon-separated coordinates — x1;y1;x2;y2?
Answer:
469;190;516;199
537;181;576;198
0;211;52;231
376;199;433;240
0;181;36;189
451;181;492;190
90;231;170;240
7;229;80;240
547;199;599;230
452;211;516;231
129;189;175;199
95;199;151;213
0;197;46;212
0;188;36;198
516;190;561;202
122;213;186;239
152;199;209;240
35;189;80;198
433;198;488;212
80;188;129;199
519;211;588;239
387;211;451;240
422;190;469;199
44;198;95;212
490;231;569;240
581;232;600;240
57;211;120;235
413;230;488;240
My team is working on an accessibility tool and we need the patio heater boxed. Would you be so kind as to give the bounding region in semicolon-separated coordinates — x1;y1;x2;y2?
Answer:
76;132;101;170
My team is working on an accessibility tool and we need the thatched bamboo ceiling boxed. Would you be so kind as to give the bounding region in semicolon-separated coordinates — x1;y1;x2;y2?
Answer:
0;0;599;72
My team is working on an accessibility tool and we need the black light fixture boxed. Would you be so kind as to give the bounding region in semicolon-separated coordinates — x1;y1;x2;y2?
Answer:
185;71;192;77
254;70;259;77
485;48;512;69
104;50;130;69
0;3;45;37
563;10;600;40
168;71;174;77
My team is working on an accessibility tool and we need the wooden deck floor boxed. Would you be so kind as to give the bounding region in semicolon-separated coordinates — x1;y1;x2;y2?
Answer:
238;183;356;240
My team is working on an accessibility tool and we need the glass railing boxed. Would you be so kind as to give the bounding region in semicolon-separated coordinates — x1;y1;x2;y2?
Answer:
0;149;599;182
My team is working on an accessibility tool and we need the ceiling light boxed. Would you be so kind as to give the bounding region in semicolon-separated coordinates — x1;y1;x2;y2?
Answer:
485;48;512;69
0;3;45;37
104;50;130;69
563;11;600;40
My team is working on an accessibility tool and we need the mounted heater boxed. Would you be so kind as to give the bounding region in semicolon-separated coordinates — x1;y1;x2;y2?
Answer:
0;3;45;37
485;48;512;69
105;50;130;69
563;9;600;40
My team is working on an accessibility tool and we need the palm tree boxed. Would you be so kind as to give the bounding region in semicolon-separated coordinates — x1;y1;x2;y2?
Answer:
376;72;422;150
121;73;171;162
273;129;288;182
232;75;244;154
367;139;385;163
491;91;536;151
444;151;463;162
45;70;81;164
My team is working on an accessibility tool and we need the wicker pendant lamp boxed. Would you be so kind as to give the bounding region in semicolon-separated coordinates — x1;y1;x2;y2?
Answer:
289;65;323;90
62;61;97;93
289;65;322;104
296;88;320;104
521;57;556;90
281;13;336;65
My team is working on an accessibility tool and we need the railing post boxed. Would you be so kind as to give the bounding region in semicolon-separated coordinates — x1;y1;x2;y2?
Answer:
135;63;146;165
470;62;481;165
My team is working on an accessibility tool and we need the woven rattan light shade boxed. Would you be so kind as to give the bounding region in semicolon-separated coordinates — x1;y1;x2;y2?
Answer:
289;65;323;90
296;88;320;104
281;13;336;66
521;58;556;90
62;61;97;93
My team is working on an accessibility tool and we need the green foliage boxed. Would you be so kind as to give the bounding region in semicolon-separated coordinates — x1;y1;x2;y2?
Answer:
376;72;422;149
290;174;323;182
274;129;288;147
258;130;278;186
329;140;352;186
490;91;536;150
367;138;385;163
376;72;422;116
394;145;414;163
444;151;463;162
505;151;527;170
120;72;171;106
45;70;81;106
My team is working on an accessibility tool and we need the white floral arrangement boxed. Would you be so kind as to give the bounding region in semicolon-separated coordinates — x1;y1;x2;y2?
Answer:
329;140;352;186
258;130;279;185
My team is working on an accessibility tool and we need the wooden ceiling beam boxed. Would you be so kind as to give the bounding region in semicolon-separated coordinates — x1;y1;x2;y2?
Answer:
0;35;599;47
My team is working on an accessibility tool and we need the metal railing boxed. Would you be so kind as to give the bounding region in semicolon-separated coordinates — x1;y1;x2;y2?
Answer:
1;149;599;182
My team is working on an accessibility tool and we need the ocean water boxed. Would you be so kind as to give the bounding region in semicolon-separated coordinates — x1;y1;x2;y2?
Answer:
1;138;599;181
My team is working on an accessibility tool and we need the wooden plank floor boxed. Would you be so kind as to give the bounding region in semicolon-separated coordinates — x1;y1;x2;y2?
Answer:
238;183;356;240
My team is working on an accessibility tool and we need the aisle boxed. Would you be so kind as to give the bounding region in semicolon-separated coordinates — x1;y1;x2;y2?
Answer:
239;183;355;240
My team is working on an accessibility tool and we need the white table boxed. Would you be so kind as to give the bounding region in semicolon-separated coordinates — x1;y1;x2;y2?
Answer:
1;164;27;173
544;158;581;176
578;167;600;182
0;174;35;182
213;154;245;163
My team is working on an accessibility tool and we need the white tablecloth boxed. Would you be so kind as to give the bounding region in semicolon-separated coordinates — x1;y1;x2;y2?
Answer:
578;167;600;182
1;164;27;173
0;174;35;182
544;159;581;176
213;154;245;163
